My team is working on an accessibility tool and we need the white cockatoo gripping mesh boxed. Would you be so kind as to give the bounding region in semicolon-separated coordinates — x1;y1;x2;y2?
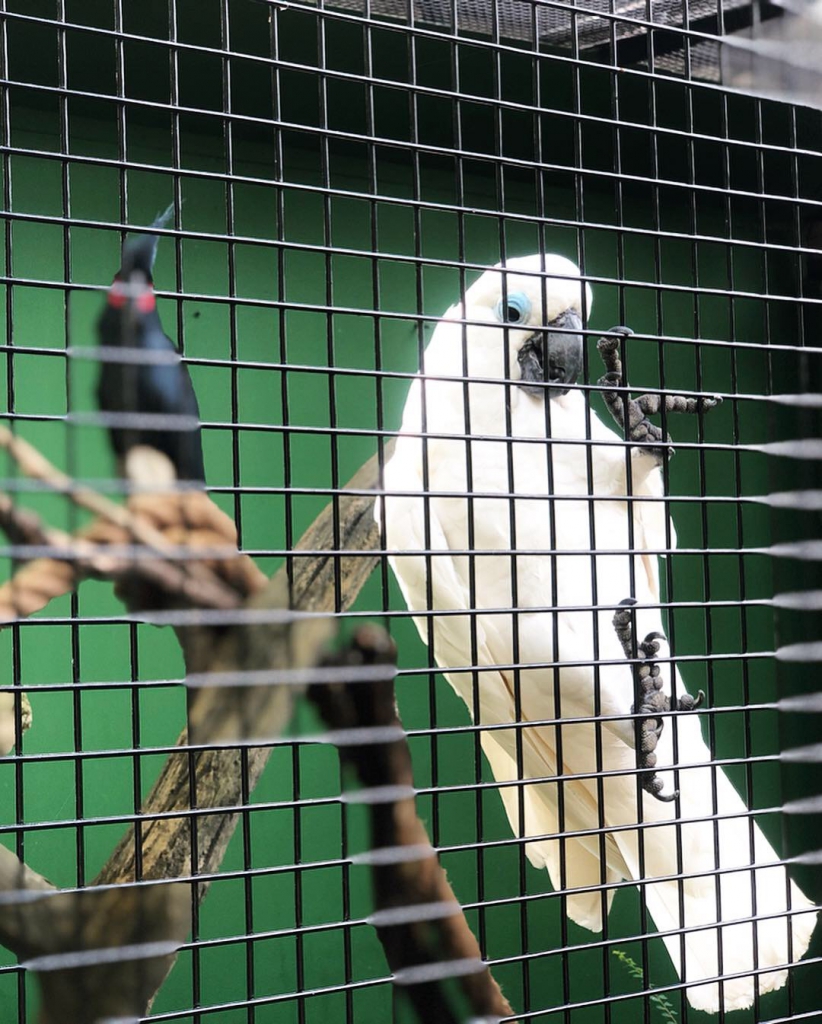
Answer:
375;254;818;1013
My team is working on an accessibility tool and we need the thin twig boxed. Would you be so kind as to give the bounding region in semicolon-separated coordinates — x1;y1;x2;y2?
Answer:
0;424;149;533
0;425;233;598
0;492;243;617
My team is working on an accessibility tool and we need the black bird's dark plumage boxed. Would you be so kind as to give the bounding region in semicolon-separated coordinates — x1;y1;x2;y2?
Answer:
96;205;206;484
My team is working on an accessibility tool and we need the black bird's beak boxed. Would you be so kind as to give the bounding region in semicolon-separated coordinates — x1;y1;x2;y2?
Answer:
517;309;584;399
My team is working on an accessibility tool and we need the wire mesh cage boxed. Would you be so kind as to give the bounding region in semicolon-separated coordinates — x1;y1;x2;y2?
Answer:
0;0;819;1022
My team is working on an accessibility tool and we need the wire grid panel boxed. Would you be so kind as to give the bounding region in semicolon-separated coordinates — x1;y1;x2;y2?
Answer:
0;0;819;1022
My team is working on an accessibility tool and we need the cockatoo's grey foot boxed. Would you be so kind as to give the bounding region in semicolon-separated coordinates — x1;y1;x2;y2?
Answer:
612;599;704;803
597;327;723;464
597;329;671;463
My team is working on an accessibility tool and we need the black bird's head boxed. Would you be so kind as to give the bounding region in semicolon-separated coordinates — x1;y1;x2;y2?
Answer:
105;203;175;325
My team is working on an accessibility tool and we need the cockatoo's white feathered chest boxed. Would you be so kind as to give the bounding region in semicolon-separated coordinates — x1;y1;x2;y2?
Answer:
386;355;668;664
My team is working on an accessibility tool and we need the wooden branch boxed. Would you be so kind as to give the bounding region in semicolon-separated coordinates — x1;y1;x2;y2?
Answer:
96;449;386;893
0;448;384;1021
87;449;387;1013
0;471;273;1020
309;626;514;1023
0;845;190;1024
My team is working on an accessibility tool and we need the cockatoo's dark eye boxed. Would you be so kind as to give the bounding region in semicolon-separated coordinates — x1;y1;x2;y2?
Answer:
494;291;531;325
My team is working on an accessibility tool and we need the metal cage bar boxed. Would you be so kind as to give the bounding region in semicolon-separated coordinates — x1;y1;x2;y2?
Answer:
0;1;817;1023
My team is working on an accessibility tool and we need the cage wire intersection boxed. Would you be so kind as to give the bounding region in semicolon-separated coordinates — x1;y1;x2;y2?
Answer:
0;0;818;1022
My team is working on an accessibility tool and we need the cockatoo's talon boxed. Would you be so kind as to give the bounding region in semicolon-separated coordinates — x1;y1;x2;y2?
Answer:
676;688;706;712
596;327;721;465
612;601;637;652
614;601;683;801
596;328;632;359
651;786;679;804
642;773;679;802
640;726;659;753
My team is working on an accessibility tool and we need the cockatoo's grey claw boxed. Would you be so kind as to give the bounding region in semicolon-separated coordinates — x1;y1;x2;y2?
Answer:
597;327;633;371
677;688;706;712
653;786;680;804
596;329;673;462
639;631;665;659
641;771;678;801
597;328;722;465
612;599;637;653
612;603;683;802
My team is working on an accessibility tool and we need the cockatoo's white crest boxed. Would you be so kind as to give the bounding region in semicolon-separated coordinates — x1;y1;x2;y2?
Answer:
464;252;593;327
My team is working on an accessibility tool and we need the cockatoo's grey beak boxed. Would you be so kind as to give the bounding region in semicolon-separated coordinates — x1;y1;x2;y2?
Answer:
517;309;584;399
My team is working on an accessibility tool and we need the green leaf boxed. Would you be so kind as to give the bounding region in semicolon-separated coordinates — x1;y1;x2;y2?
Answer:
611;949;679;1024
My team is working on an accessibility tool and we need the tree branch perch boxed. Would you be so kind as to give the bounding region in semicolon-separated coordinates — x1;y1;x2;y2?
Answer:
310;626;514;1022
0;440;512;1023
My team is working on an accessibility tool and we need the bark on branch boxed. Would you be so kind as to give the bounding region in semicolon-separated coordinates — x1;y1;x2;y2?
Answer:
0;845;190;1024
96;448;387;893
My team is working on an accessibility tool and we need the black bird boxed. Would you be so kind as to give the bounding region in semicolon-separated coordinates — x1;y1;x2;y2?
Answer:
97;205;206;484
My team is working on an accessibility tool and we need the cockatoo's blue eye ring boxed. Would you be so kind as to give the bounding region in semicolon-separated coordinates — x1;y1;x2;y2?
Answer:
494;291;532;325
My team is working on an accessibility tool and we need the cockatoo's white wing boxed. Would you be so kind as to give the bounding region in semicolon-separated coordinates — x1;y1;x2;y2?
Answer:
378;428;628;931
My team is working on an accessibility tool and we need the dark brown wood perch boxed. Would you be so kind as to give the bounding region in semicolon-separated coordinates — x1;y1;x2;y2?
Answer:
310;625;515;1022
97;449;388;893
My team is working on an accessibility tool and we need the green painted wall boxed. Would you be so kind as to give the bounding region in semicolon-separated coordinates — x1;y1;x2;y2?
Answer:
0;1;818;1021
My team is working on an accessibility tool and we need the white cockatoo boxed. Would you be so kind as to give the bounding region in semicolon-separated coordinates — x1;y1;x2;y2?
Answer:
375;253;816;1013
